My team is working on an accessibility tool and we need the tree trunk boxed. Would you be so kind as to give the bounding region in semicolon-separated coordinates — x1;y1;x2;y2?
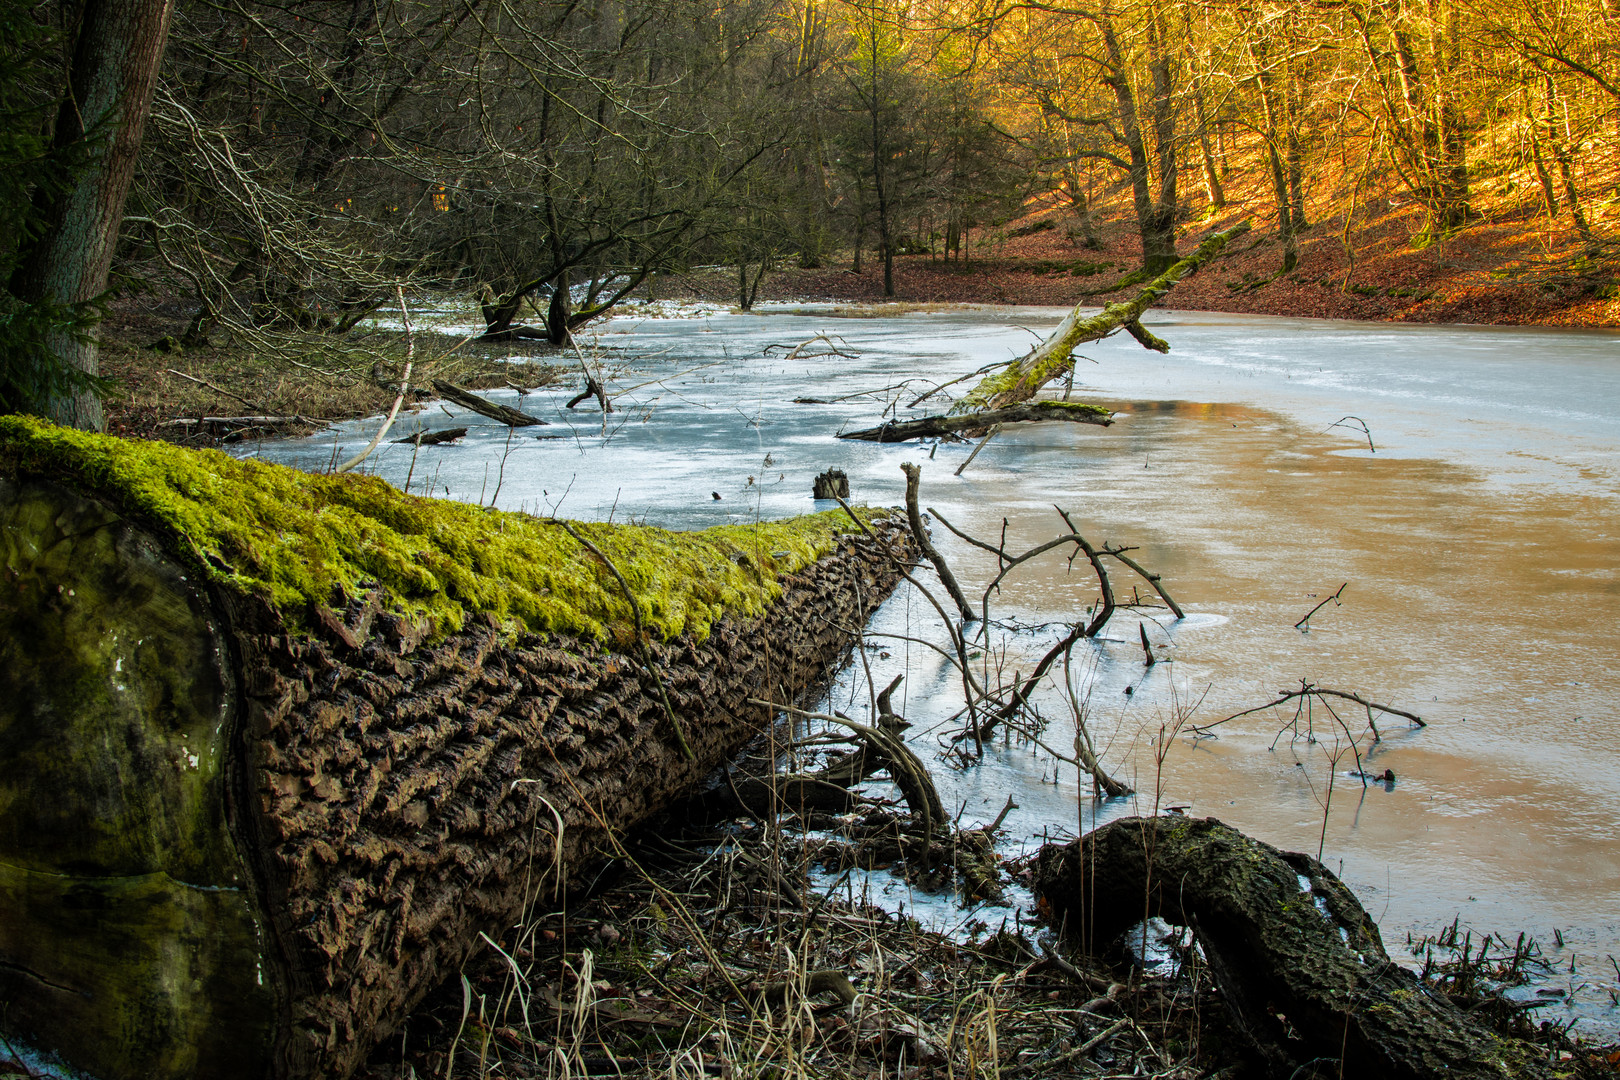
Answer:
13;0;174;430
1035;817;1553;1080
0;417;911;1080
547;269;572;346
1098;14;1177;275
1190;83;1225;209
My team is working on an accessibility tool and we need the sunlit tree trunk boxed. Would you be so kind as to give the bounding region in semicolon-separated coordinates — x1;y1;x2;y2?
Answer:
1097;12;1178;274
14;0;174;430
1191;83;1226;209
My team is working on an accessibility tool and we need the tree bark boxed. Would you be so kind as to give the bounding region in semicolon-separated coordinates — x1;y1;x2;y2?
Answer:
432;379;547;426
1035;817;1552;1080
14;0;174;430
0;426;911;1080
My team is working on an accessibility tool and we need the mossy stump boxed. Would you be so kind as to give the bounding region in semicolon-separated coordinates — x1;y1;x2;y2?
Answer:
1034;817;1553;1080
0;416;912;1080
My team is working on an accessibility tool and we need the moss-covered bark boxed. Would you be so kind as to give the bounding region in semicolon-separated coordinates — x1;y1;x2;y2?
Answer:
952;223;1251;414
1034;817;1553;1080
0;419;913;1080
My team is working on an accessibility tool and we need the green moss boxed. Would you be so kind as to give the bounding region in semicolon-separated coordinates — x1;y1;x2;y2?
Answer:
0;415;872;642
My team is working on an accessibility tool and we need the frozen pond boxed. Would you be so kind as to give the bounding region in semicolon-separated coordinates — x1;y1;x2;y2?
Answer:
239;301;1620;1032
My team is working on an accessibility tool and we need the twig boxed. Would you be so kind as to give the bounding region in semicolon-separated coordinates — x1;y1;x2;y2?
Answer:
164;368;268;414
1195;684;1424;734
1101;545;1185;620
1005;1017;1130;1077
955;423;1003;476
337;286;413;473
1328;415;1376;452
1296;583;1348;630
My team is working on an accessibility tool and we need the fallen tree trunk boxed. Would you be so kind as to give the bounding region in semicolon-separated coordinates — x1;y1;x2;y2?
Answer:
0;416;911;1080
431;379;546;426
952;221;1251;413
1034;816;1551;1080
837;400;1113;442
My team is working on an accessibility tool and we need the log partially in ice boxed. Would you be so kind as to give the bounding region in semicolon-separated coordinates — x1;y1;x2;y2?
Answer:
952;222;1251;413
837;400;1113;442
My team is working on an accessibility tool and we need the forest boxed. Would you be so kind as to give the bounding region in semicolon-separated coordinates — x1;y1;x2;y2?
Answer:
2;0;1616;431
3;2;1620;1079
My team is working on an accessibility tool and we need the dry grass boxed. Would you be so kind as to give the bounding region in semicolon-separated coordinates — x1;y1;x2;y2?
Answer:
97;313;565;447
356;810;1242;1080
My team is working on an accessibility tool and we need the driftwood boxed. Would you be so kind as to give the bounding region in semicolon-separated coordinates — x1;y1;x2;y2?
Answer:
837;400;1113;442
162;414;315;428
1035;817;1551;1080
392;426;468;446
431;379;546;426
0;417;911;1080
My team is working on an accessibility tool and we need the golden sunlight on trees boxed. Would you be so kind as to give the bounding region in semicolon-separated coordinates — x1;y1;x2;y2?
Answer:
2;0;1614;421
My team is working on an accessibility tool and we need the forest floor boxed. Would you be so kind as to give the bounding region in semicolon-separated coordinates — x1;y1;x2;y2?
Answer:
352;801;1620;1080
654;198;1620;327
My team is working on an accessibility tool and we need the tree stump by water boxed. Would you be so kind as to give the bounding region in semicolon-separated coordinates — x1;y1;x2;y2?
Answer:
813;468;850;499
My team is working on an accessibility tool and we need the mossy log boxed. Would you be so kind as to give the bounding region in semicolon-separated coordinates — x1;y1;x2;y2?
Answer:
0;416;912;1080
1034;817;1552;1080
952;222;1251;414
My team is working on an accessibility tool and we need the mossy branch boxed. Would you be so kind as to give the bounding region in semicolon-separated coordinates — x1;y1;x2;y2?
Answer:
953;222;1251;414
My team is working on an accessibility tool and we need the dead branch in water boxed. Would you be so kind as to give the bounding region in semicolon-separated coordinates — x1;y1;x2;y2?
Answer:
1296;581;1348;629
837;400;1112;442
1189;680;1425;786
393;426;467;446
432;379;546;426
1329;415;1376;451
900;463;974;622
952;222;1252;413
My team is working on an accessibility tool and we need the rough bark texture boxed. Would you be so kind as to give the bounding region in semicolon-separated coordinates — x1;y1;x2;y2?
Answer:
0;463;911;1080
14;0;174;430
1034;816;1551;1080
